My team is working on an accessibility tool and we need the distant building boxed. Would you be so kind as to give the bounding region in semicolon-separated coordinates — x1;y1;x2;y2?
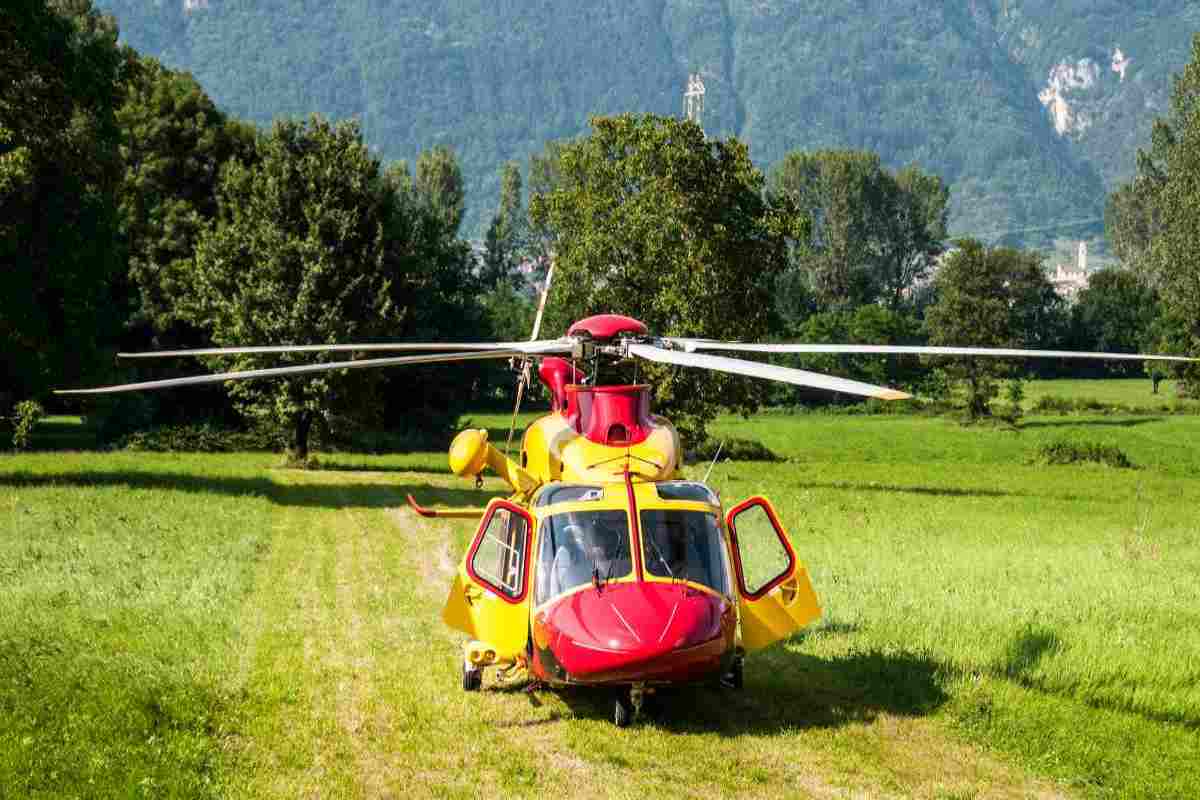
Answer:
1050;241;1090;299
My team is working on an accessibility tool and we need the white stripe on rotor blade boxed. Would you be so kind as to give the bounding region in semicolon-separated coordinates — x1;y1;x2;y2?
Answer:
627;344;911;401
668;340;1197;362
55;350;523;396
117;340;571;358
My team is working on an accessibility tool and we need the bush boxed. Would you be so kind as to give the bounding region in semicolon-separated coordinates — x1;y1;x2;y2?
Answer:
689;437;779;463
11;400;44;451
116;423;286;453
1033;437;1135;469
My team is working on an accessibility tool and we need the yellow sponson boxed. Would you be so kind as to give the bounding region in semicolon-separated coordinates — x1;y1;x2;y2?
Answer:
449;428;490;476
448;428;538;494
521;413;682;483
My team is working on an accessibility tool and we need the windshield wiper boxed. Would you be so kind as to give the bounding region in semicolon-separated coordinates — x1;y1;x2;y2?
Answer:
646;538;674;579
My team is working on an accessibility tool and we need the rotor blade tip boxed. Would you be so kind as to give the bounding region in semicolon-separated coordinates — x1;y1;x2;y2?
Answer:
879;389;912;401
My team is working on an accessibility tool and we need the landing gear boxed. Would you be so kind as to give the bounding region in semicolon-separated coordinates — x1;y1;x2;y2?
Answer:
462;662;482;691
721;654;744;690
613;691;634;727
613;684;648;727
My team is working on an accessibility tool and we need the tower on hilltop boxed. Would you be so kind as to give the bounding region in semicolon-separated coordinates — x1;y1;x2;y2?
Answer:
684;73;705;133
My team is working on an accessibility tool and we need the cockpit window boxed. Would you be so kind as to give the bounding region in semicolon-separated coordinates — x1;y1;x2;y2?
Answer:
535;484;605;507
654;481;719;505
534;510;631;604
640;510;731;597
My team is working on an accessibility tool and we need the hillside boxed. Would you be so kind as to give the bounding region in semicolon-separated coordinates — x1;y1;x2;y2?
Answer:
95;0;1199;245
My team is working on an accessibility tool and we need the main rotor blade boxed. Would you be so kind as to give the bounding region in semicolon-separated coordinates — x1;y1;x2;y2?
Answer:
117;340;571;359
55;350;523;396
668;339;1197;363
627;344;911;401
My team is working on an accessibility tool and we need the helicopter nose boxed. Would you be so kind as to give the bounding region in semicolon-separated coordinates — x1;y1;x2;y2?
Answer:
533;581;735;684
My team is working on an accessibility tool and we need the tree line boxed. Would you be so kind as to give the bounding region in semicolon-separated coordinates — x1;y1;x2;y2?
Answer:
4;1;1199;454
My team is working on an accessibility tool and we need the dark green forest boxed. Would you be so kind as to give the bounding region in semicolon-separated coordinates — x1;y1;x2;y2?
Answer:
93;0;1199;245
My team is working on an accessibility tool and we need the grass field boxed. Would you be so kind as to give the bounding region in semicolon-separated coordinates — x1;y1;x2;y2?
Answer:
3;396;1199;798
1020;378;1199;411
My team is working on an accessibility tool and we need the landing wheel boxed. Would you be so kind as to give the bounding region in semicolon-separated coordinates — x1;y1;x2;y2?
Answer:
722;656;744;690
613;691;634;727
462;663;482;692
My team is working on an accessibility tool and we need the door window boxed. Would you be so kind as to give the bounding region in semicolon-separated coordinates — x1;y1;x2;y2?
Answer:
727;499;795;598
468;505;531;601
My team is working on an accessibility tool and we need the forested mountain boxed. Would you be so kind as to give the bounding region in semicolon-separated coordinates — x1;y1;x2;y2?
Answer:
94;0;1198;245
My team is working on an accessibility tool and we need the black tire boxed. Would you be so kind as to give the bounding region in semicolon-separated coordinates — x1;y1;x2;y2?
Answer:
463;664;482;692
721;657;744;690
613;692;634;727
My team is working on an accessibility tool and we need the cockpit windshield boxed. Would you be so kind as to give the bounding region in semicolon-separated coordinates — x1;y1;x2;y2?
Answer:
534;510;632;604
640;510;731;597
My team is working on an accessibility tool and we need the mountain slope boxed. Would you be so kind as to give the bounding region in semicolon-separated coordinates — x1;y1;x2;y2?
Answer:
95;0;1198;244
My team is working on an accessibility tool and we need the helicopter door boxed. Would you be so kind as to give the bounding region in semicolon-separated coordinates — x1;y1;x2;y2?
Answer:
725;497;821;651
442;499;534;660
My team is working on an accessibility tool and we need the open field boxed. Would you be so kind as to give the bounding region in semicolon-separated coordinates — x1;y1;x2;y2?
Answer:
1020;378;1199;411
3;406;1199;798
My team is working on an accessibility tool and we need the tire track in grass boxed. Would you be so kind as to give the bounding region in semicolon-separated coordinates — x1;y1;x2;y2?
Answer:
224;470;357;799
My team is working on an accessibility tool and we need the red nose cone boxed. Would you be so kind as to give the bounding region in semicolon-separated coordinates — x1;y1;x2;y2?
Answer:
533;582;734;684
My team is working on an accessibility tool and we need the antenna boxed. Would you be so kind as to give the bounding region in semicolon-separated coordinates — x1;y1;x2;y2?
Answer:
684;73;706;133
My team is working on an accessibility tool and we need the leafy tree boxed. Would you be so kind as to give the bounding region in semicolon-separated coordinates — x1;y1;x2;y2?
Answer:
926;240;1062;420
1069;268;1160;377
766;151;947;311
481;161;526;289
530;113;799;441
116;54;257;333
785;306;924;402
1140;34;1200;393
375;156;491;437
187;116;400;460
768;150;889;309
1;0;126;402
880;165;949;309
413;145;466;237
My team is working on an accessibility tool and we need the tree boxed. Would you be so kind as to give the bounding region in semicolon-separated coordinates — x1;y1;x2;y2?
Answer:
787;306;924;402
1146;34;1200;393
766;150;948;311
529;114;800;441
880;165;949;309
1107;33;1200;393
481;161;525;289
413;145;466;237
375;155;491;436
186;116;400;460
1069;268;1160;377
1;0;127;404
925;240;1062;420
116;54;257;333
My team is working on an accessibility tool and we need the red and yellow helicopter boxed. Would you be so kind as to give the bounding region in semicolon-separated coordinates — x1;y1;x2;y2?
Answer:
58;310;1195;726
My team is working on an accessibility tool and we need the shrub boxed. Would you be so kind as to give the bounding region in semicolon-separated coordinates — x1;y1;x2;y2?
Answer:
1033;437;1135;469
689;437;779;463
116;423;286;453
11;400;44;451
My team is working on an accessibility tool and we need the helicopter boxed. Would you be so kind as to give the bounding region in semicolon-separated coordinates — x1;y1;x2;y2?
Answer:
57;310;1197;727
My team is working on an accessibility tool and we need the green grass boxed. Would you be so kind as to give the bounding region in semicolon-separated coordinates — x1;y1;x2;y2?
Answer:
1022;378;1199;411
3;400;1200;798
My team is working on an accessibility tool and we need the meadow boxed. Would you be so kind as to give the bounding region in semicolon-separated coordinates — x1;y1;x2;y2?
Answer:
2;387;1198;798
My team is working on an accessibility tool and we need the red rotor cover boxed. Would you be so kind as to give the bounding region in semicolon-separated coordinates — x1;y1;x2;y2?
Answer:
566;314;648;340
